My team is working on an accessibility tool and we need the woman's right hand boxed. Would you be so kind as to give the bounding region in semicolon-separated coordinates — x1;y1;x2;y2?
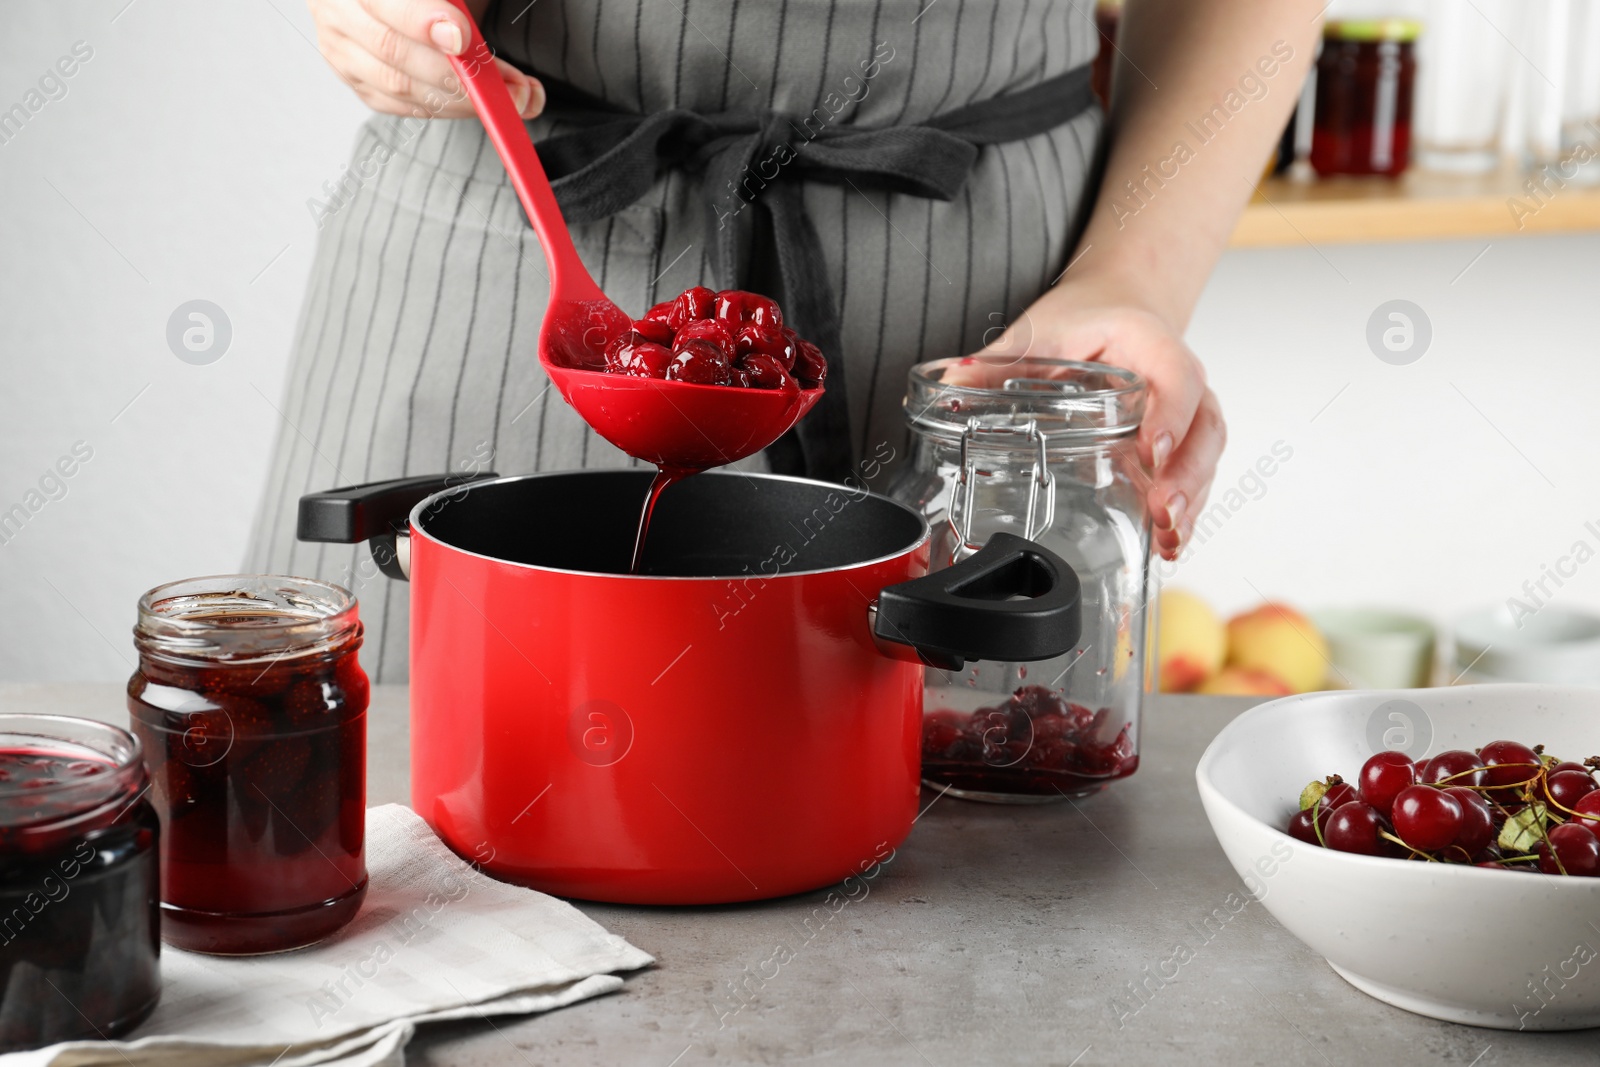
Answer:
307;0;545;119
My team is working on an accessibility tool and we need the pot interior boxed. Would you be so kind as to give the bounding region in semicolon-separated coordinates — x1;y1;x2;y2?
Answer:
415;470;927;577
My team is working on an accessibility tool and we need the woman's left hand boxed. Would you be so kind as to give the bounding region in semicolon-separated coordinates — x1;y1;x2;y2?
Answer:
947;279;1225;561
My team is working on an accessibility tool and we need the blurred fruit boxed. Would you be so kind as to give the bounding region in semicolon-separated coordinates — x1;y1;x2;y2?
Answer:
1226;603;1329;694
1157;590;1226;692
1195;666;1293;696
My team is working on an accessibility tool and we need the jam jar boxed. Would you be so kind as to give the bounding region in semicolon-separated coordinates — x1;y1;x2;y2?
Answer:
0;714;160;1050
1310;19;1419;178
128;576;368;954
890;357;1154;802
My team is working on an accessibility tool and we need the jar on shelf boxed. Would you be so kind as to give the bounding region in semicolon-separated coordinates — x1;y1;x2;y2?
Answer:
890;357;1154;803
0;714;160;1050
128;576;369;954
1311;18;1420;177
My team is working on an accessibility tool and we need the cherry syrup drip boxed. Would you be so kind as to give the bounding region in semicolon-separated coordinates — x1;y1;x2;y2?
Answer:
630;466;694;575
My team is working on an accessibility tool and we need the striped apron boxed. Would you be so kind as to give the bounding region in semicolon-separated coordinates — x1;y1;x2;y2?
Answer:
246;0;1102;681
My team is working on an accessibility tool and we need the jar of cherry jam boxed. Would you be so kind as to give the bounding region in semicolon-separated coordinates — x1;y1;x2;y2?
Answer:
1310;19;1419;178
128;576;368;954
0;714;160;1051
891;358;1152;802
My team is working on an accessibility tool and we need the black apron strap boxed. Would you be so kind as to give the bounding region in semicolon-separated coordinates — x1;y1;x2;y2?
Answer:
523;62;1097;483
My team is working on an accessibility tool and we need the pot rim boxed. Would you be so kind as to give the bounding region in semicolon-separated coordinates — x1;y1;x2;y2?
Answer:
406;470;934;581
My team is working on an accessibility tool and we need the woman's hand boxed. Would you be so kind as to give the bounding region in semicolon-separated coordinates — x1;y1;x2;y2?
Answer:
307;0;544;119
949;279;1224;561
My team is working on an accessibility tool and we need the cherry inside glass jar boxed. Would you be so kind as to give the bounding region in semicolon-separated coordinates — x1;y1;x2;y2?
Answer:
0;714;160;1051
128;576;368;955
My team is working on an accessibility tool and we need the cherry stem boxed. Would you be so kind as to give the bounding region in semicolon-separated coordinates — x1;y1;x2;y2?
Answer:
1378;829;1431;861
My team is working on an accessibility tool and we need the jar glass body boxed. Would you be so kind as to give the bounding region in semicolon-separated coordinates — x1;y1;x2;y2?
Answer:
127;575;369;955
1311;29;1417;177
0;714;160;1051
890;358;1155;802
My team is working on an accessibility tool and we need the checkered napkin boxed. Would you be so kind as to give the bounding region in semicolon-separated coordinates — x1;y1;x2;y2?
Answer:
7;805;653;1066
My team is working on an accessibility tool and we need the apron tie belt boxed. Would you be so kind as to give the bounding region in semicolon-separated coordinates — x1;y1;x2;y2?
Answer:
526;62;1096;482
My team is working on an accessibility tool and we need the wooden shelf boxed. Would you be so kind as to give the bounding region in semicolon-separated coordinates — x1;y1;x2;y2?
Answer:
1230;166;1600;247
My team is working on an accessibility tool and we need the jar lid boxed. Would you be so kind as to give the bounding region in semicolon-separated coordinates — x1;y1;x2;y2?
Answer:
1325;18;1421;42
903;356;1145;443
134;575;360;665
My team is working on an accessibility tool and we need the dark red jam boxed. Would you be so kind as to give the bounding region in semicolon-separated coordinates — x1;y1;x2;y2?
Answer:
1310;21;1417;178
921;686;1139;798
0;721;160;1051
128;578;368;954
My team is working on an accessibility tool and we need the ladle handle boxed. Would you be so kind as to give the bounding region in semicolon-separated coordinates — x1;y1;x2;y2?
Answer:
441;0;597;302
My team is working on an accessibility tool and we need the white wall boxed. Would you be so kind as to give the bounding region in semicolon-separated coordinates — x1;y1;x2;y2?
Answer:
0;0;367;681
1176;231;1600;632
2;2;1597;682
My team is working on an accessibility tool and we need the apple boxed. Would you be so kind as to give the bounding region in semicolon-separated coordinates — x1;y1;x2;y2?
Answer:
1195;666;1294;696
1157;589;1226;692
1225;603;1329;694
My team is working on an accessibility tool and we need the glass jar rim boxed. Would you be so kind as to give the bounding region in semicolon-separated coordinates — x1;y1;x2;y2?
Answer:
903;356;1146;442
0;713;144;821
135;574;360;666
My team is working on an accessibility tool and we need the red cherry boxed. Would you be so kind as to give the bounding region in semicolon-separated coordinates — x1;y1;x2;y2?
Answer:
1548;761;1590;777
1538;822;1600;876
641;299;676;324
1028;737;1076;769
791;337;828;386
738;353;797;391
1287;808;1324;846
921;710;970;759
1323;801;1385;856
1420;750;1487;789
1064;702;1095;734
604;328;651;364
1030;713;1069;744
714;289;783;330
734;324;796;370
668;286;716;330
607;340;673;378
1479;740;1542;805
1011;686;1069;721
1545;769;1598;812
1572;791;1600;830
666;343;732;385
631;317;674;346
1357;751;1417;820
672;318;734;356
1318;781;1360;814
1392;785;1464;851
1443;786;1495;855
1079;724;1135;774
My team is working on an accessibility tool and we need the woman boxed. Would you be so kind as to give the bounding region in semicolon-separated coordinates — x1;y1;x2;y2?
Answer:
250;0;1320;679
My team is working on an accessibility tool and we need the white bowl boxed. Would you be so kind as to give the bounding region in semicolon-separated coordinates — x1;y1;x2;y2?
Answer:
1452;605;1600;684
1196;684;1600;1031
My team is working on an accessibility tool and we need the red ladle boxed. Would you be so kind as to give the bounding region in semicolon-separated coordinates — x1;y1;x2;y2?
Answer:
443;2;822;471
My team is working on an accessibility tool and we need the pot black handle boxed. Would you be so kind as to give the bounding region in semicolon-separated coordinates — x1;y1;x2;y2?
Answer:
297;472;497;579
872;532;1081;670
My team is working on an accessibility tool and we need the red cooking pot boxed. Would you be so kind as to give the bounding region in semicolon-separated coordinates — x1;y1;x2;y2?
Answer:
298;471;1079;904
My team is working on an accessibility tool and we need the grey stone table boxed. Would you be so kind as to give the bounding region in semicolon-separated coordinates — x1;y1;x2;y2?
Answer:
6;684;1595;1067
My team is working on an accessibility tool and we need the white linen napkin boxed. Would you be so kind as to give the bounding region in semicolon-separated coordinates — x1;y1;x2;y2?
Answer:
7;805;653;1066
